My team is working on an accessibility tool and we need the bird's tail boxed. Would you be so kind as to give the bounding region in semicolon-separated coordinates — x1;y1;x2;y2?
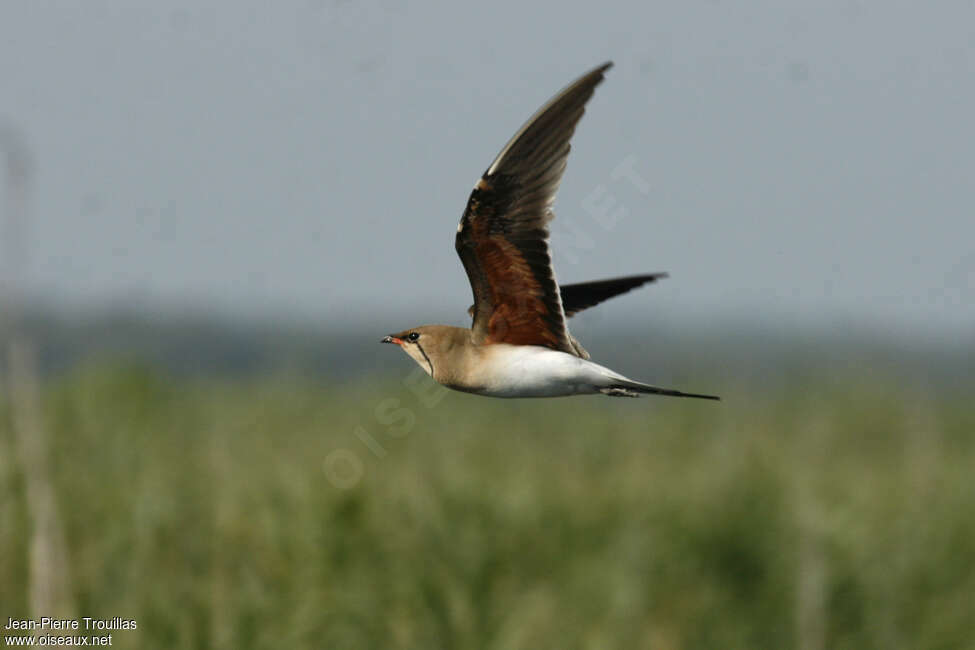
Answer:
599;376;720;400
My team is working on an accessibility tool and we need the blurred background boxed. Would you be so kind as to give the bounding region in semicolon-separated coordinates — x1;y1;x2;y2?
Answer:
1;1;973;648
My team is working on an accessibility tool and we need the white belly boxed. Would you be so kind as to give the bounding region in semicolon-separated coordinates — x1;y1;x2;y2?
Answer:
472;345;623;398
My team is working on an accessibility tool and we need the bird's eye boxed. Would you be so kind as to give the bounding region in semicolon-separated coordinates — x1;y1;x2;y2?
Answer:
407;332;420;342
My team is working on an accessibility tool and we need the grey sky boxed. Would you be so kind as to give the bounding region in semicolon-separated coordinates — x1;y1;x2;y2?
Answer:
2;1;973;338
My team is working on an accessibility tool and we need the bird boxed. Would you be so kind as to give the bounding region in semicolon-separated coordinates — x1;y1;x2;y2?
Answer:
381;62;719;400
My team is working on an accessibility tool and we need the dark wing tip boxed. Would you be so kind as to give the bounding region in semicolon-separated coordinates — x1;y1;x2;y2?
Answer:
559;273;670;318
457;62;616;352
483;61;615;179
619;272;668;285
582;61;614;89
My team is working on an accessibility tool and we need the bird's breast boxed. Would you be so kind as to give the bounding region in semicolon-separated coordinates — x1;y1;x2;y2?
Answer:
461;345;604;398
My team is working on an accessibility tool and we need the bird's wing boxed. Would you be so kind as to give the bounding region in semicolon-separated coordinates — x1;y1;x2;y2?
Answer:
559;273;668;317
466;273;668;319
455;62;612;353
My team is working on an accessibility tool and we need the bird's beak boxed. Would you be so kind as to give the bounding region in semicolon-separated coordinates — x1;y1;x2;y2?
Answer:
381;335;402;345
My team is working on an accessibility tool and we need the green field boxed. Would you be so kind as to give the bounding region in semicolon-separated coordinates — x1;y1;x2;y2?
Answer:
2;362;974;649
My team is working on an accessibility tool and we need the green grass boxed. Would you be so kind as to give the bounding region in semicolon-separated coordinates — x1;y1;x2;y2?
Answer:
2;362;973;649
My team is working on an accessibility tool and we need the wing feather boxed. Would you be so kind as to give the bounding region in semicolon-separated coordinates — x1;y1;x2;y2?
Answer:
560;274;669;317
455;62;612;353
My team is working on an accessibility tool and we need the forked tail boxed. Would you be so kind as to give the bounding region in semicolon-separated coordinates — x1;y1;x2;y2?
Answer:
599;377;720;400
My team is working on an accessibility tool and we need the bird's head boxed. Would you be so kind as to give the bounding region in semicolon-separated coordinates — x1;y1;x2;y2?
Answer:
381;325;467;377
381;326;438;376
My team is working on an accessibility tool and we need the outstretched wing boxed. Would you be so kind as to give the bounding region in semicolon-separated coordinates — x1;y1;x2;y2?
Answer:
466;273;669;319
560;273;668;317
455;62;612;353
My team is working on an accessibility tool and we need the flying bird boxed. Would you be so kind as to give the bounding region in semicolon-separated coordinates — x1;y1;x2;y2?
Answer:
382;62;718;400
